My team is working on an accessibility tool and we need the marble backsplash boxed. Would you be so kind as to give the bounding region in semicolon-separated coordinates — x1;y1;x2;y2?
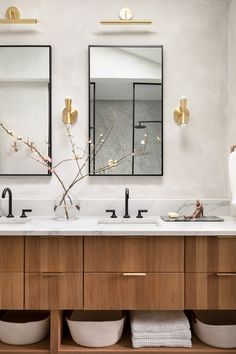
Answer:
0;198;230;218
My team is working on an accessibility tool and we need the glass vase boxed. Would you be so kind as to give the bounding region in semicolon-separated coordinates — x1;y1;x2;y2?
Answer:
54;194;80;220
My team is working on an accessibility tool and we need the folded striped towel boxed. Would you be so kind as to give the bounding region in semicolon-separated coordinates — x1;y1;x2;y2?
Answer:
130;311;190;333
132;328;192;340
132;338;192;348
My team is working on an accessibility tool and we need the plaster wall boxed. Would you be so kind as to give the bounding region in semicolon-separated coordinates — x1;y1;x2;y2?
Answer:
0;0;229;201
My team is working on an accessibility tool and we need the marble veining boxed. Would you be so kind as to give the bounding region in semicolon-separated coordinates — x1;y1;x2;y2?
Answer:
0;215;236;236
0;198;230;218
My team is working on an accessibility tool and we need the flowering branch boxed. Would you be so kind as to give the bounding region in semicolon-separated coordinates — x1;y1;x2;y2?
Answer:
0;114;146;219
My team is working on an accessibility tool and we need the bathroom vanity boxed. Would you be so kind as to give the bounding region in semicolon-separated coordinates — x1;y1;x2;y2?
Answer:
0;218;236;353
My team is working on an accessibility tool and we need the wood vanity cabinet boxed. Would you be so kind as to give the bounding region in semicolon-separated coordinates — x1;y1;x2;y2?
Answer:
84;236;184;310
24;236;83;310
1;234;235;313
0;237;24;309
185;236;236;309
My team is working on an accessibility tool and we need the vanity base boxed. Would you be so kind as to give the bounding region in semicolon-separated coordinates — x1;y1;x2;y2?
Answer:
0;311;235;354
61;333;236;354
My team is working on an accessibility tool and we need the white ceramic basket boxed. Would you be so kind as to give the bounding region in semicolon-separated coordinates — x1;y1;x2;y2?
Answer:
0;311;50;345
193;311;236;349
67;310;125;348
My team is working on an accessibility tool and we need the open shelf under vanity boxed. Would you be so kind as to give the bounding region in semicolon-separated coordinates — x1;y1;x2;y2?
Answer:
60;333;236;354
0;337;49;354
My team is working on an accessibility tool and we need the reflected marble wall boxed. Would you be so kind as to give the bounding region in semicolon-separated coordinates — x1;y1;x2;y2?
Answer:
94;100;162;175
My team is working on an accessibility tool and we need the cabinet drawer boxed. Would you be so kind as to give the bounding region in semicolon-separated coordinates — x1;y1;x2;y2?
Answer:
0;273;23;309
0;237;24;272
25;236;83;272
186;236;236;272
186;273;236;309
84;273;184;310
84;237;184;272
25;273;83;309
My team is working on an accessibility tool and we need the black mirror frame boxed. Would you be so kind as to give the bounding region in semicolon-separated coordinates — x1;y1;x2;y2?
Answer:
88;45;163;177
0;45;52;177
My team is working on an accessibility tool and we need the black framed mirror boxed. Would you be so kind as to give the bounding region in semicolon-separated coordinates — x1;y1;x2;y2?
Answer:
0;45;52;176
89;45;163;176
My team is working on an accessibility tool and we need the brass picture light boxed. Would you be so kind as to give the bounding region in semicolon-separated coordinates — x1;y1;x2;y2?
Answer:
100;8;152;25
0;6;37;24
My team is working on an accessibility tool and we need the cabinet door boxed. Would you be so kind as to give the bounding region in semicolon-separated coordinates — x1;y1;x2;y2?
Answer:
25;236;83;272
84;273;184;310
186;236;236;272
25;273;83;309
186;273;236;309
84;237;184;272
0;237;24;272
0;273;24;309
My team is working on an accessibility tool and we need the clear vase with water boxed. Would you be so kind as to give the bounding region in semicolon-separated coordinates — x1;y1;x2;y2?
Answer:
54;194;80;220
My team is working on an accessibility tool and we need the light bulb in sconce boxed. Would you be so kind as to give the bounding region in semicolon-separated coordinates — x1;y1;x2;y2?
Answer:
62;96;78;126
174;95;190;126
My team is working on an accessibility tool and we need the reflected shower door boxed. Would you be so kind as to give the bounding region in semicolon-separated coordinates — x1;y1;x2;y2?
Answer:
133;83;163;175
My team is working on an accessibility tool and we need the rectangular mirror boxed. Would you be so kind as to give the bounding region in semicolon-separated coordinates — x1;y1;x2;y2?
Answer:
89;45;163;176
0;45;51;176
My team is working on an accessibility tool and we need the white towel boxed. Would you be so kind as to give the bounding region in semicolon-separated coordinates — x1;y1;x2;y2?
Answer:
132;338;192;348
130;311;190;333
132;328;191;340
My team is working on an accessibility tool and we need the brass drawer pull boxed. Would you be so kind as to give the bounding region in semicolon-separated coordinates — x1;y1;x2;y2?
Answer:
216;273;236;277
123;273;146;276
40;273;65;276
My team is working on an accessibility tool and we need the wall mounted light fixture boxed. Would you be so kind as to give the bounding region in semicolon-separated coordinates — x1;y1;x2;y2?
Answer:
0;6;37;24
100;8;152;25
62;97;78;126
174;96;189;126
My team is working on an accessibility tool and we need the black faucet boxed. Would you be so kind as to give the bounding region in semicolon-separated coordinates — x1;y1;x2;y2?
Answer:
2;188;14;218
123;188;130;218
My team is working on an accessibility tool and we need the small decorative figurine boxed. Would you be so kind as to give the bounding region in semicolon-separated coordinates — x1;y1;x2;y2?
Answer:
189;200;204;219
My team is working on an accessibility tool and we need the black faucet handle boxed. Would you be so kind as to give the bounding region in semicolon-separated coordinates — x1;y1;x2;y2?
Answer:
20;209;32;218
136;209;148;218
106;209;117;218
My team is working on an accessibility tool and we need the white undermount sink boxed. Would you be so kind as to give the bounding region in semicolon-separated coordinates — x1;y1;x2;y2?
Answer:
0;217;31;224
97;218;160;226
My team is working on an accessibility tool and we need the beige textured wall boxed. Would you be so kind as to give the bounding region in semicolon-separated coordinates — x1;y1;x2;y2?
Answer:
228;0;236;152
0;0;229;199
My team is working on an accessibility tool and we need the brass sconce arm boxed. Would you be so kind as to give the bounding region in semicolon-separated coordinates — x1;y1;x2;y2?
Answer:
174;96;189;126
62;97;78;126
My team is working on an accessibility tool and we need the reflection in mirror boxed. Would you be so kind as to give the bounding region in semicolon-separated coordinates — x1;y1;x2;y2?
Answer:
0;46;51;175
89;46;163;176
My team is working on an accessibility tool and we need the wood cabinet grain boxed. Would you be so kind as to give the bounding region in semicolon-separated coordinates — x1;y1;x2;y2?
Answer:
186;273;236;309
84;236;184;272
25;236;83;272
0;236;24;272
25;273;83;309
185;236;236;272
0;272;24;309
84;273;184;310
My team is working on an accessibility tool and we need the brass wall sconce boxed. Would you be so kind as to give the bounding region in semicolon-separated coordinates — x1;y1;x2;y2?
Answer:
100;7;152;25
0;6;38;24
174;96;189;126
62;97;78;126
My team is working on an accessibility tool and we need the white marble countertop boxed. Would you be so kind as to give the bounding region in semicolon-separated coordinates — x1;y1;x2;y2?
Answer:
0;216;236;236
